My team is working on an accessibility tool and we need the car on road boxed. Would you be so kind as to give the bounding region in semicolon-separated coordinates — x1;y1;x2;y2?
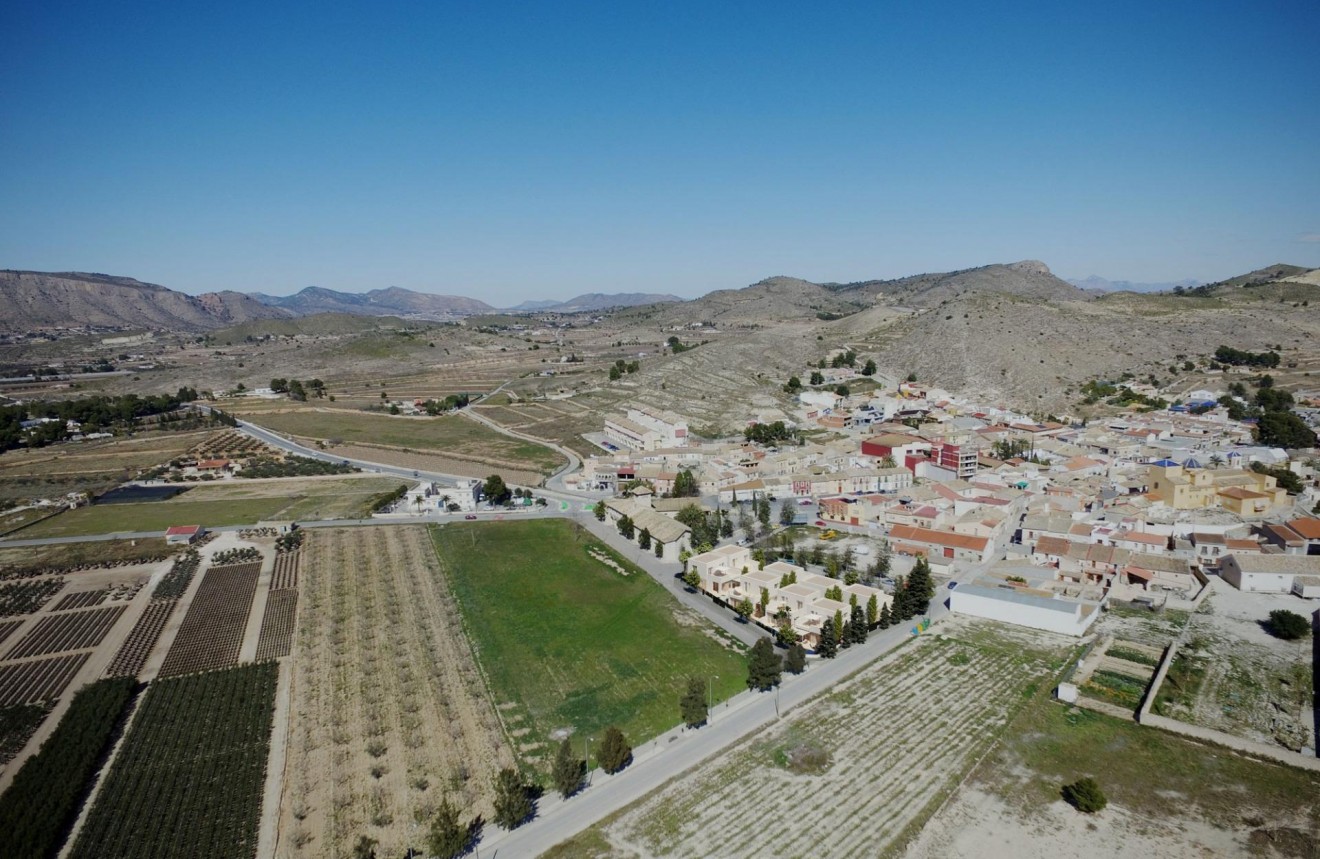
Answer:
947;581;958;590
798;499;814;506
815;520;827;527
464;514;478;520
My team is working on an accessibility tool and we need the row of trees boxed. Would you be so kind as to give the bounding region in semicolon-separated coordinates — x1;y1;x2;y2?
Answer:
421;393;470;414
607;358;641;381
0;388;204;452
270;377;326;400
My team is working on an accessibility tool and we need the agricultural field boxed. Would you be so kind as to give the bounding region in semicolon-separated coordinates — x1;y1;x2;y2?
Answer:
0;429;218;505
0;653;91;706
433;519;748;770
227;407;566;475
70;663;278;859
104;600;179;678
0;578;64;616
558;621;1066;858
0;677;135;859
911;674;1320;858
158;562;262;677
281;525;514;858
0;538;173;580
19;475;406;538
5;604;127;658
0;701;50;766
254;589;297;661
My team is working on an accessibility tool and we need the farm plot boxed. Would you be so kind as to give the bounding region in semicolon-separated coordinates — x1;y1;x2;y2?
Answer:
0;618;24;647
0;677;136;859
5;605;127;659
233;408;566;474
271;551;299;589
576;624;1065;859
151;550;201;600
0;539;172;581
0;578;64;616
432;520;748;772
254;590;296;660
104;600;179;678
0;652;90;706
50;589;109;611
281;525;514;859
157;562;261;677
0;701;50;766
324;443;547;486
70;663;278;859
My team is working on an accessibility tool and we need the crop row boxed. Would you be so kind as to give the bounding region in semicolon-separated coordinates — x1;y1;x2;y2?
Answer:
0;653;90;706
104;600;179;679
157;563;261;678
51;589;108;611
5;605;127;660
0;701;51;766
254;589;297;661
270;551;300;589
212;547;262;565
1;557;170;582
0;578;64;617
0;618;23;647
0;676;136;859
70;663;278;859
151;550;201;601
191;430;272;457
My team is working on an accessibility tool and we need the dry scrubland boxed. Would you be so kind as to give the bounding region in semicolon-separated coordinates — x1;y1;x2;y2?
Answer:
280;526;513;858
224;406;566;476
557;621;1071;858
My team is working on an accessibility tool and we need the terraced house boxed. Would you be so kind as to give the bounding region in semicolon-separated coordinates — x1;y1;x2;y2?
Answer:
688;545;891;650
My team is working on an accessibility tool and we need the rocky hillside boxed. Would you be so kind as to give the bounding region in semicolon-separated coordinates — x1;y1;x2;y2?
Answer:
830;260;1089;308
0;270;288;332
250;286;495;318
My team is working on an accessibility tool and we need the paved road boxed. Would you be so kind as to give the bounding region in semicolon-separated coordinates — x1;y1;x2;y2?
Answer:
458;406;586;494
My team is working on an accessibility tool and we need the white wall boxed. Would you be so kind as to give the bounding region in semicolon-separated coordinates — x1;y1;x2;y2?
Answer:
950;590;1093;636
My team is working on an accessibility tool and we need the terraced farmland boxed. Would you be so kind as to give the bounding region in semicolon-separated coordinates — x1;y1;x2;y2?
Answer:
70;663;278;859
157;562;261;677
581;625;1066;858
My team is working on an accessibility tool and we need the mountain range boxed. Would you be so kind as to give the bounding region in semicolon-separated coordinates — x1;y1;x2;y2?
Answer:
1064;275;1203;293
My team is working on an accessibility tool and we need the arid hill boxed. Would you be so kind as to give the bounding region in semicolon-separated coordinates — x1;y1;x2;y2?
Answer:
0;270;288;332
250;285;495;319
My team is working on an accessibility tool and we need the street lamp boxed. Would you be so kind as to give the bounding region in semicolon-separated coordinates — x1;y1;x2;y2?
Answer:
707;674;719;724
584;736;593;786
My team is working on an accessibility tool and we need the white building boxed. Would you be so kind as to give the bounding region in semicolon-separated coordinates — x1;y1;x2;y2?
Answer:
1219;552;1320;597
603;406;689;451
950;564;1105;636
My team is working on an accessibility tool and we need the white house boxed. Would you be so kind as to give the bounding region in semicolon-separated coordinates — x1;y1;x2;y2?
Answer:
1219;553;1320;597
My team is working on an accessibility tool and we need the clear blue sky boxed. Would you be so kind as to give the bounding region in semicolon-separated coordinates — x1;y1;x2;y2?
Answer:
3;0;1318;302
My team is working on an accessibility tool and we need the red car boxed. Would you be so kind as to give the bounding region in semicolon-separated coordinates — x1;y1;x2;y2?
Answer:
464;514;478;520
815;520;827;527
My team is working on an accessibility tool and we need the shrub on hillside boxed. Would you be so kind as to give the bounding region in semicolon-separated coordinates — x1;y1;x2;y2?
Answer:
1062;777;1108;813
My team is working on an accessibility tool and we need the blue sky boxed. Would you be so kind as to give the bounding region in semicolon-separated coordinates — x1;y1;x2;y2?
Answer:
2;1;1318;302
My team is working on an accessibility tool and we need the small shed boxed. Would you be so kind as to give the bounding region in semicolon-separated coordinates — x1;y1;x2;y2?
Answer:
165;525;203;545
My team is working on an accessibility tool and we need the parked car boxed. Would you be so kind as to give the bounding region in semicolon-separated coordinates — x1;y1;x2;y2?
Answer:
815;520;827;527
798;499;814;506
464;514;478;520
947;581;958;590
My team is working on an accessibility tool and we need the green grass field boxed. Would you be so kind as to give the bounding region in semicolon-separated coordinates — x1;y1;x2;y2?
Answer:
231;408;565;473
431;519;747;771
18;476;406;537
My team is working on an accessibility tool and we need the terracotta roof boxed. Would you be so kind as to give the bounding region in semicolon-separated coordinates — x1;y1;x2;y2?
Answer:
165;525;202;536
1287;517;1320;539
889;524;989;552
1035;535;1074;556
1219;487;1268;500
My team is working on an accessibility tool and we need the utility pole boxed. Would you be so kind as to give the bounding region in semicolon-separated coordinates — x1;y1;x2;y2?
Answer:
708;674;719;724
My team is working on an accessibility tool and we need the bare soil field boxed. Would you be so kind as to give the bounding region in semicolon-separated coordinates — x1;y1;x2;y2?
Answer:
567;619;1072;858
1151;587;1315;753
321;442;546;486
279;526;514;859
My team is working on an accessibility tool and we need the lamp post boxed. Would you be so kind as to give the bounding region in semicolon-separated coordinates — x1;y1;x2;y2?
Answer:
585;736;593;786
707;674;719;724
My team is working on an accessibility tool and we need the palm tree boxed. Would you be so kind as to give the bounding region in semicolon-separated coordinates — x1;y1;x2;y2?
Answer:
1209;454;1224;469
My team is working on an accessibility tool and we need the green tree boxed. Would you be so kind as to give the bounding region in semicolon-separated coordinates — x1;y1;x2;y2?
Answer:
862;359;876;376
906;557;935;616
493;767;533;829
810;370;825;385
784;375;802;392
878;602;892;629
759;586;771;616
779;502;796;526
1267;610;1311;640
671;469;700;497
849;603;868;644
1256;411;1318;449
552;737;586;799
655;540;665;558
746;637;783;691
785;642;807;674
483;474;511;505
609;365;622;381
906;372;917;382
593;500;606;521
680;677;708;728
735;597;755;622
835;384;850;397
816;624;837;658
682;567;701;590
866;594;879;628
427;799;469;859
598;726;633;773
1061;777;1108;813
776;614;800;647
638;527;652;550
617;515;635;539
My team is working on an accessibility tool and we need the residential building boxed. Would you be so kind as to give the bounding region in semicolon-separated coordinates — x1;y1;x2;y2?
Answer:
1219;552;1320;597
